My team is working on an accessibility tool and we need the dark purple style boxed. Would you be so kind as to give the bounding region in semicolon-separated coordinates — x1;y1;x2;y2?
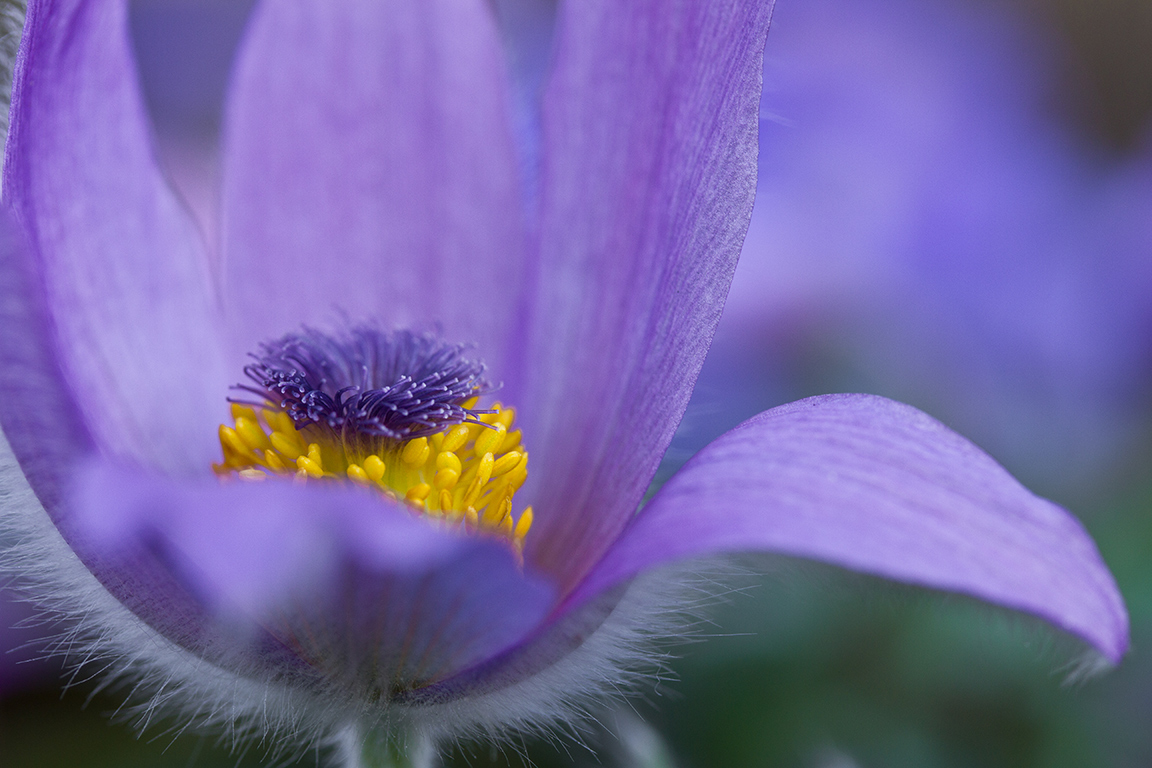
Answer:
239;327;491;441
0;0;1129;757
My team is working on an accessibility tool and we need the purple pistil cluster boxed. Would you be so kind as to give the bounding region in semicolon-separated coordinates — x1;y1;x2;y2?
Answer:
236;326;491;441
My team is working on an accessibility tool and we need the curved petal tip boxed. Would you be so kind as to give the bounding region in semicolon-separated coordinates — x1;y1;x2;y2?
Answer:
575;393;1129;664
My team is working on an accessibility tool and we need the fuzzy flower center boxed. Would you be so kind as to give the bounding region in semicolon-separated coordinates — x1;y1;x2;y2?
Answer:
212;327;533;550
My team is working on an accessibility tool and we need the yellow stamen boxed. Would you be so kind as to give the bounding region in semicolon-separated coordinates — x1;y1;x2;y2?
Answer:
435;451;462;473
441;424;470;453
474;423;505;456
230;403;258;421
264;450;287;472
296;456;324;478
514;506;534;540
491;450;523;477
405;483;431;504
263;408;295;434
499;428;523;454
433;467;459;490
234;416;270;451
270;431;303;459
363;454;386;482
347;463;371;486
215;400;535;550
401;437;430;468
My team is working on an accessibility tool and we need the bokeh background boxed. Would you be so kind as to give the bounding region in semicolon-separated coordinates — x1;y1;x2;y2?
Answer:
2;0;1151;765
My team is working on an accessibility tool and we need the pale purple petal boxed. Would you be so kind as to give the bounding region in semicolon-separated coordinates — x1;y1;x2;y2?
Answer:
2;0;229;476
0;219;91;509
522;1;775;589
71;462;556;691
221;0;529;384
570;394;1128;662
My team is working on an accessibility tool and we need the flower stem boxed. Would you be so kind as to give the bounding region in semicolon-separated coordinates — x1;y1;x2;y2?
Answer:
339;726;435;768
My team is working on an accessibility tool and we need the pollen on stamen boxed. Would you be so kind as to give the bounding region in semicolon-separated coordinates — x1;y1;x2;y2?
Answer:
212;327;534;550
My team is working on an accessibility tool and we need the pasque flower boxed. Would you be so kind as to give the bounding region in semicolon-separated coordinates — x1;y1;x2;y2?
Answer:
0;0;1129;766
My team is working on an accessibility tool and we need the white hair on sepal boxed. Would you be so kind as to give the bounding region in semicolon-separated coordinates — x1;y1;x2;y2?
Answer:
0;0;26;147
1059;648;1117;686
418;557;756;761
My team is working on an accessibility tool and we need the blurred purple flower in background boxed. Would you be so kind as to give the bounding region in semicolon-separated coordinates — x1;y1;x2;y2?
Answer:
0;1;1131;766
686;0;1152;490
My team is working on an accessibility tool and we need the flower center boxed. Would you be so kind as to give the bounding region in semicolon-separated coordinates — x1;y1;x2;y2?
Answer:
212;327;533;551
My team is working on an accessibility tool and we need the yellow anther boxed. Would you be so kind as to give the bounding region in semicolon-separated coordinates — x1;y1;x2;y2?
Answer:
231;403;259;423
363;454;386;482
401;437;430;468
264;450;287;472
493;407;515;430
234;417;270;451
435;451;462;474
491;451;523;477
504;454;529;490
405;483;431;504
474;423;506;456
296;456;324;478
307;443;324;468
462;395;480;410
262;408;291;433
476;452;495;486
514;506;534;539
270;431;303;459
507;469;528;492
461;453;494;509
441;424;470;453
217;390;532;548
219;425;256;460
433;467;459;490
484;496;511;527
347;464;371;486
499;428;523;454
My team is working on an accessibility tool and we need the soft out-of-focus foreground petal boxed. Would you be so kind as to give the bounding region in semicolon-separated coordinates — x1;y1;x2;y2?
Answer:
525;1;774;590
72;461;555;693
1;0;228;478
693;0;1152;486
576;394;1128;663
222;0;529;382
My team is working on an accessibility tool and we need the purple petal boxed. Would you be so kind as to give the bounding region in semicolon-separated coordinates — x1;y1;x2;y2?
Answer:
570;394;1129;663
2;0;229;476
521;2;774;588
0;218;92;509
221;0;528;383
70;461;556;692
